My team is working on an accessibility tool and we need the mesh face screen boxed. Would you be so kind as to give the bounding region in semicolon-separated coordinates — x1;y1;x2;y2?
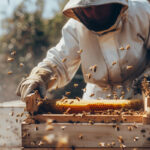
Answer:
73;4;122;32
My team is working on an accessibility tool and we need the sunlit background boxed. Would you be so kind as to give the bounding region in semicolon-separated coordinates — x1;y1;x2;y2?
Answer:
0;0;85;102
0;0;61;35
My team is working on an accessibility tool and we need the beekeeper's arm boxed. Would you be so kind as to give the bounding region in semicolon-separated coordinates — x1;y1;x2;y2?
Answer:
16;19;81;101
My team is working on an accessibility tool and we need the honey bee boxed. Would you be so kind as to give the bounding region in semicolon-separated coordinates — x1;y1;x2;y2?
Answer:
119;47;125;50
116;85;122;89
11;51;16;56
69;100;74;104
57;136;68;147
46;119;53;125
77;49;83;54
118;136;124;143
126;44;130;50
64;107;71;114
43;134;54;144
74;83;79;88
134;137;139;142
78;134;83;139
85;73;92;79
60;96;68;102
46;125;54;131
52;64;57;69
89;65;97;72
7;57;14;62
90;93;95;97
115;126;120;131
35;126;39;131
82;88;86;93
9;112;14;116
93;65;97;72
76;97;81;101
128;126;133;131
8;71;13;75
127;87;130;92
112;61;117;66
65;91;71;96
126;65;133;70
61;126;66;130
111;142;116;146
98;142;105;147
19;63;24;67
62;58;67;63
50;75;57;81
120;144;126;149
107;94;111;98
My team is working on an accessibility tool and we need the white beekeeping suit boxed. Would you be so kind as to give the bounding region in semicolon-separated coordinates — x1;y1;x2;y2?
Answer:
17;0;150;101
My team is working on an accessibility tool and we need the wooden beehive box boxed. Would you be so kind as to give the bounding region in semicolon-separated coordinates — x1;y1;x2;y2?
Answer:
21;96;150;150
22;111;150;150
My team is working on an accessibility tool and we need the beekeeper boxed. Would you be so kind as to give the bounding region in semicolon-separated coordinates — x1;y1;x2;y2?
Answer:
17;0;150;101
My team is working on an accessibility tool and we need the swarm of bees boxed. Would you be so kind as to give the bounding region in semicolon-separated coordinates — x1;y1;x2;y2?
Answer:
24;42;147;149
7;50;25;75
141;78;150;97
119;44;130;51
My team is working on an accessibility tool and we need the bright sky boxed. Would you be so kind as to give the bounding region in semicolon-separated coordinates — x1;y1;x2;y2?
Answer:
0;0;61;35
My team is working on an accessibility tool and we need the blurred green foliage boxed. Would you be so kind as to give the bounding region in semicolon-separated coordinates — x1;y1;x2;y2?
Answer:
0;0;68;76
0;0;69;101
0;0;85;101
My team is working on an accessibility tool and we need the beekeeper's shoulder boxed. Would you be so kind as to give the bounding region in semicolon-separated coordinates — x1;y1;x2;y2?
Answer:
62;19;82;33
128;0;150;36
128;0;150;16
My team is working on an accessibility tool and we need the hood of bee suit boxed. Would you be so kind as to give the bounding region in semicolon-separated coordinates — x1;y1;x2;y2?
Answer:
63;0;128;33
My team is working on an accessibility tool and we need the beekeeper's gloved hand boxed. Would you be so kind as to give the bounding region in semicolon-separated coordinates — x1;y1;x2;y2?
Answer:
16;67;55;101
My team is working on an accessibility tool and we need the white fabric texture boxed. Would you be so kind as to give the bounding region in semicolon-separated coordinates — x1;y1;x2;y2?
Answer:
37;0;150;100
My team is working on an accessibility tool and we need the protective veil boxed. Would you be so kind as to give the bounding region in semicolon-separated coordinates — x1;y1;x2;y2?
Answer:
36;0;150;100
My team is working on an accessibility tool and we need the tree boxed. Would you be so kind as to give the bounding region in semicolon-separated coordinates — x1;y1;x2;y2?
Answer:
0;0;85;102
0;0;68;101
1;0;67;75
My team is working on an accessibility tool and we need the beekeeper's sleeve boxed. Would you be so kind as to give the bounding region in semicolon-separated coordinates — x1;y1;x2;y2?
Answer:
38;19;81;90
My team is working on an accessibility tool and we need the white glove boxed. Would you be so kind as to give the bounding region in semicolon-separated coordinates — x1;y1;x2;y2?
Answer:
16;67;55;101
